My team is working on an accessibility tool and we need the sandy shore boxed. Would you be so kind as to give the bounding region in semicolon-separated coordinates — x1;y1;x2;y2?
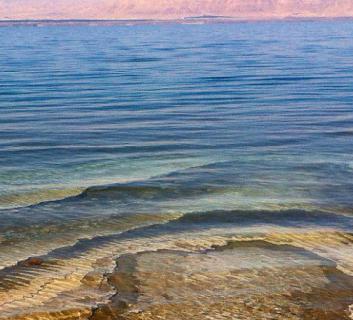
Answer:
1;218;353;320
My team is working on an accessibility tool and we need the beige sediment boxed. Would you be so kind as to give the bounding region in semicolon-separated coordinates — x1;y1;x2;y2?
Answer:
0;228;353;320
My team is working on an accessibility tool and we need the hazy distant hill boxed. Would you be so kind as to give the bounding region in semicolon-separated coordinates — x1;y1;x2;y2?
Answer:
1;0;353;20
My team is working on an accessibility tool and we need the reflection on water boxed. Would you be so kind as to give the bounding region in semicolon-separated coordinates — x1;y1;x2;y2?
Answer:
0;20;353;319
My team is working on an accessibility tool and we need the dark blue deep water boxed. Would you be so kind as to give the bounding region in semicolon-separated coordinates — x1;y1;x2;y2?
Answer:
0;21;353;266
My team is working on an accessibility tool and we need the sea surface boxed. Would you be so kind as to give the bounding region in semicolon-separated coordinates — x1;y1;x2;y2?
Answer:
0;20;353;319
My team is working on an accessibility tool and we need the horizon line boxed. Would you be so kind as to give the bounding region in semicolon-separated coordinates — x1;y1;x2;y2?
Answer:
1;16;353;24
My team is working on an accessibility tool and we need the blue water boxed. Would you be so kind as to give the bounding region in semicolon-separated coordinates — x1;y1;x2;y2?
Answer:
0;21;353;265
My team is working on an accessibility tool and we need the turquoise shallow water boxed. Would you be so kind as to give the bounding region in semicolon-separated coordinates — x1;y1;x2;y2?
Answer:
0;21;353;265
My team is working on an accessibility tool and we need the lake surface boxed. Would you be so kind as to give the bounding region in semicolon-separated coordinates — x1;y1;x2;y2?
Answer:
0;21;353;319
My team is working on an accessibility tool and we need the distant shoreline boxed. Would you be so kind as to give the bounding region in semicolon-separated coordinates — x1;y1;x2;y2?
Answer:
1;16;353;27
